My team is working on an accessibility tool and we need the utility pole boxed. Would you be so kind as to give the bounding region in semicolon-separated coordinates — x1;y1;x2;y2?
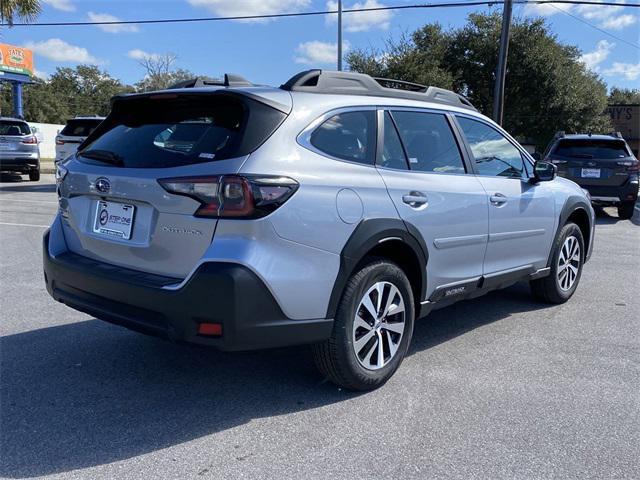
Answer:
337;0;343;71
492;0;513;125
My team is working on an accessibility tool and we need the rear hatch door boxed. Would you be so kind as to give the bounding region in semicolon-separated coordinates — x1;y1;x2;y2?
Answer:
0;120;34;156
56;118;103;160
58;90;288;278
551;138;632;186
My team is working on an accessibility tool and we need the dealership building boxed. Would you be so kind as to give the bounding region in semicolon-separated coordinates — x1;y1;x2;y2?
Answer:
607;104;640;157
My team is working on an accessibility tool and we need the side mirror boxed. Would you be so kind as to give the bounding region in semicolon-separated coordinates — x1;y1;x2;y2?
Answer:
531;152;542;161
533;161;557;182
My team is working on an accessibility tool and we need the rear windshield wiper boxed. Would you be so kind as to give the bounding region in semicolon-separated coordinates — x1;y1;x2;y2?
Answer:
78;149;124;166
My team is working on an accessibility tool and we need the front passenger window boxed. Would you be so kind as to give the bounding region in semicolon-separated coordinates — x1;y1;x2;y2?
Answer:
457;117;525;178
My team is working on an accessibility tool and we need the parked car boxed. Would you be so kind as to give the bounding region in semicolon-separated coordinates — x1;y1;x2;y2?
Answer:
543;132;639;219
55;116;105;163
0;117;40;181
44;70;595;390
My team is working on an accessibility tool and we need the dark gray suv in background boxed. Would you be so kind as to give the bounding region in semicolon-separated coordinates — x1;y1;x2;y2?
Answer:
543;132;639;219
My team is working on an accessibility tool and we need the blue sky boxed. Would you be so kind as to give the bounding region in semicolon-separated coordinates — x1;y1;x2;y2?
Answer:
3;0;640;89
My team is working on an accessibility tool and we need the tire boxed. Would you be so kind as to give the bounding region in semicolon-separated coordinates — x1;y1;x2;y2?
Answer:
617;201;635;220
312;259;415;391
29;169;40;182
530;222;584;304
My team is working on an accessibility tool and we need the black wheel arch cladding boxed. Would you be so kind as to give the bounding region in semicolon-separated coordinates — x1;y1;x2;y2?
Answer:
326;218;428;319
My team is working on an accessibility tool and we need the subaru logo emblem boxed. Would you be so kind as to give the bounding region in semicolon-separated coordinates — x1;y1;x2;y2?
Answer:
95;177;111;194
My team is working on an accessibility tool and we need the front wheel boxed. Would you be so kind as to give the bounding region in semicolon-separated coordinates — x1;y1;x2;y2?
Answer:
618;201;635;220
312;260;415;391
530;222;584;304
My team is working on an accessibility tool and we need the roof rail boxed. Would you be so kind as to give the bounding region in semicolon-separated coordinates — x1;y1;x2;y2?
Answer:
609;131;623;138
168;74;253;90
553;130;566;139
280;69;477;111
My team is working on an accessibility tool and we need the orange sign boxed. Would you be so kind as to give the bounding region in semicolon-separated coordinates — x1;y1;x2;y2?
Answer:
0;44;34;77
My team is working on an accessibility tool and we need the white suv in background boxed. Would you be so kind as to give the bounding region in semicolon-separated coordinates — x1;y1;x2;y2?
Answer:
55;116;105;163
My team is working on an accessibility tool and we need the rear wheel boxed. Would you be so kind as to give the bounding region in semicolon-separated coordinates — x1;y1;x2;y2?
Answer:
617;201;635;220
29;169;40;182
312;259;415;391
530;222;584;304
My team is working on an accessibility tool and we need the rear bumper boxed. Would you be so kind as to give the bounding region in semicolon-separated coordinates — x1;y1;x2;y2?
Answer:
582;178;639;204
0;156;39;172
43;230;333;351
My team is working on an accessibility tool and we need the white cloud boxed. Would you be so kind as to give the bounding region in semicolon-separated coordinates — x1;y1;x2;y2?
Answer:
42;0;75;12
294;40;350;65
127;49;161;61
24;38;101;64
33;69;49;80
326;0;392;32
187;0;311;22
600;13;637;30
526;0;638;31
87;12;139;33
603;62;640;80
579;40;615;70
523;2;571;17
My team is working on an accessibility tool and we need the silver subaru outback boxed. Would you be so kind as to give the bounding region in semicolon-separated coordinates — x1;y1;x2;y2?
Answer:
44;70;595;390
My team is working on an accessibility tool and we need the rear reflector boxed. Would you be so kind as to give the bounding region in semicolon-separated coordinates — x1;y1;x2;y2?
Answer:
198;322;223;336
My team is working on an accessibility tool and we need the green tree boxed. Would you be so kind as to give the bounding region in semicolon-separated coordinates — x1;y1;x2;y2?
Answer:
6;65;133;123
0;0;41;25
608;87;640;104
347;13;611;148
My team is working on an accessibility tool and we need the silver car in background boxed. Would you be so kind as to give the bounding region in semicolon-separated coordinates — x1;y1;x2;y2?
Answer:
0;117;40;181
44;70;595;390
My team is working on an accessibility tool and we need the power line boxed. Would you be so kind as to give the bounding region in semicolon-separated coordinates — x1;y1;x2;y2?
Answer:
549;3;640;50
3;1;639;27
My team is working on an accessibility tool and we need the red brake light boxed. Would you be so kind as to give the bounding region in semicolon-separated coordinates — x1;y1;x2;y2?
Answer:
55;138;65;145
158;175;298;219
22;135;38;144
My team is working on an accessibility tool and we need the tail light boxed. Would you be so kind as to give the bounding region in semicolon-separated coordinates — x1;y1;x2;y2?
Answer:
21;135;38;144
55;137;65;145
617;160;639;172
158;175;298;219
548;157;567;165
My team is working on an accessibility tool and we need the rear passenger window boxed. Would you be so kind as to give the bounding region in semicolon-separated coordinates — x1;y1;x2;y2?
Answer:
457;117;525;178
391;111;466;174
310;111;376;165
378;112;408;170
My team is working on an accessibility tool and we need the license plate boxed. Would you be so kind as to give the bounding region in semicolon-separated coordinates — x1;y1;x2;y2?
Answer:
93;200;135;240
581;168;600;178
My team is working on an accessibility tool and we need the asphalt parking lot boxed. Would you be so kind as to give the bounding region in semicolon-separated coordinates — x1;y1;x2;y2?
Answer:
1;173;639;480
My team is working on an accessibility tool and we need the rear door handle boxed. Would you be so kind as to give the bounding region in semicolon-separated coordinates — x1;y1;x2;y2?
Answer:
490;192;507;205
402;192;428;207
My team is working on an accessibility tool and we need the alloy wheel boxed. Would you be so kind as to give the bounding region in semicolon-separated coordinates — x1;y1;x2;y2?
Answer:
352;281;406;370
557;235;581;291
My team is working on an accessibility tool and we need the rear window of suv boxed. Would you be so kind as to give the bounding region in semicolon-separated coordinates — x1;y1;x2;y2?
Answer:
0;121;30;136
553;139;630;159
60;119;103;137
78;93;286;168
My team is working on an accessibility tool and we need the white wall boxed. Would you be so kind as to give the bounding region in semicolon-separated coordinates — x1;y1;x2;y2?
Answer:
28;122;64;160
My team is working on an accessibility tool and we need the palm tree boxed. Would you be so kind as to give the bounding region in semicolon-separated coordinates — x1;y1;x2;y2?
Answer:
0;0;41;26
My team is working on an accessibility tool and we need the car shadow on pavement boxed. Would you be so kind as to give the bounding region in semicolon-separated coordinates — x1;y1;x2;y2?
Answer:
594;205;640;227
0;283;549;478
